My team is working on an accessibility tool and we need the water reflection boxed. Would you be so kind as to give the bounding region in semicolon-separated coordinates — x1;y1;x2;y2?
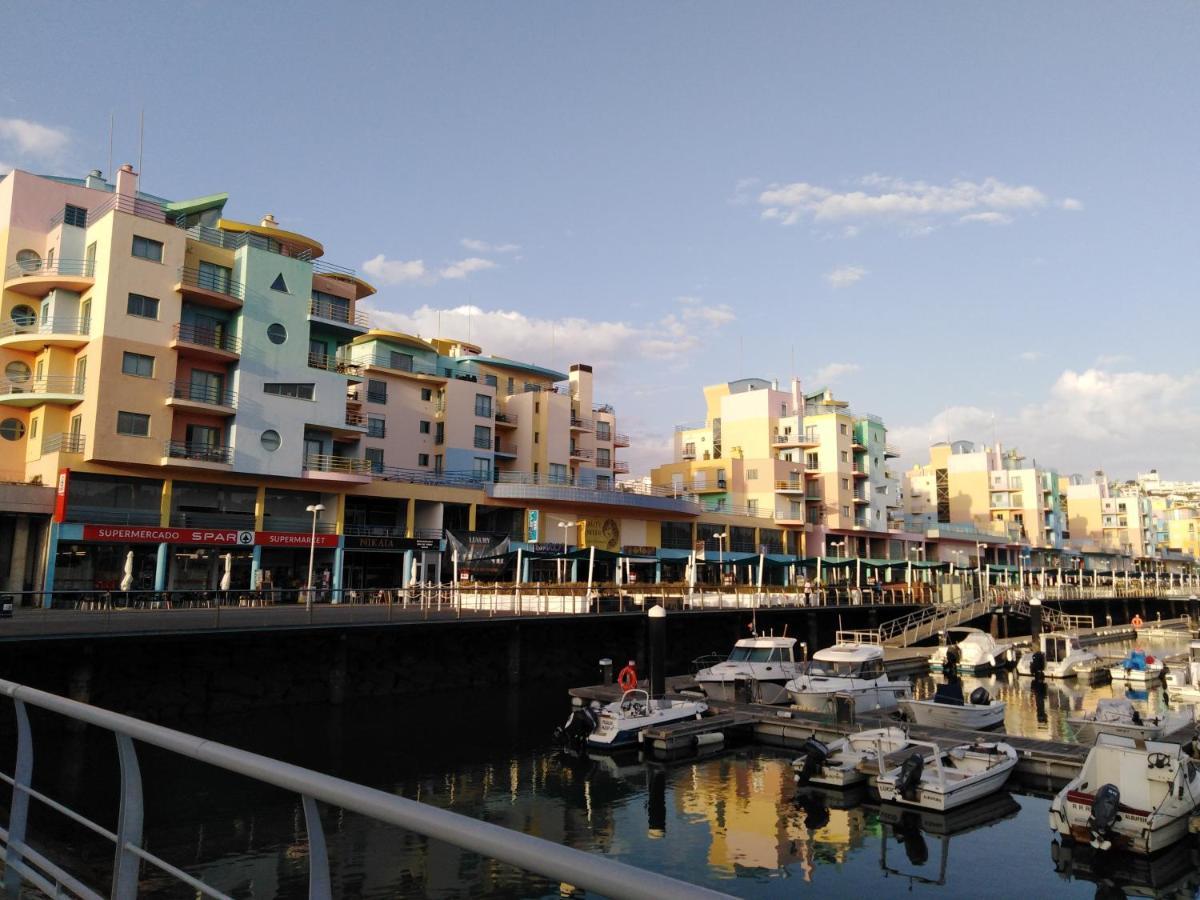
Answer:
1051;836;1200;899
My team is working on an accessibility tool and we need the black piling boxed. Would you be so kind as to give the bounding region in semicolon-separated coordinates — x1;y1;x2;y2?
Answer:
599;657;613;684
1191;594;1199;629
1030;598;1043;642
648;605;666;699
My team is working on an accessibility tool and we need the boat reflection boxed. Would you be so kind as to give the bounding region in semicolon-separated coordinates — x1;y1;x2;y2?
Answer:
1050;836;1200;898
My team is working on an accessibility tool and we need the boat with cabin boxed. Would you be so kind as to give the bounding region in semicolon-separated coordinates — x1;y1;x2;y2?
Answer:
693;634;803;705
1164;640;1200;702
929;627;1018;675
784;631;912;713
792;726;917;788
875;739;1017;812
1108;649;1165;684
1067;698;1187;743
898;682;1006;731
1017;631;1101;679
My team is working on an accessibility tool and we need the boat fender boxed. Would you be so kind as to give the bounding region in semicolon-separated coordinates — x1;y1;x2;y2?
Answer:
618;663;638;692
1088;783;1121;843
694;732;724;749
969;687;991;706
897;751;925;801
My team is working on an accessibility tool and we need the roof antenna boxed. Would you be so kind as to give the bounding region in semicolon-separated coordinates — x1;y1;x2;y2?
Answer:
106;113;114;181
137;108;144;178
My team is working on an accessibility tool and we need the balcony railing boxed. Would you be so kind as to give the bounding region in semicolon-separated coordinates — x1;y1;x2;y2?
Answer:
473;435;492;449
612;432;630;448
52;193;166;228
350;353;442;377
308;352;362;376
569;447;593;460
310;258;358;277
0;316;89;339
0;376;84;398
169;382;236;408
164;441;233;465
570;416;594;431
42;432;85;453
775;480;805;491
494;442;517;456
172;322;241;354
494;411;518;426
674;421;706;432
178;266;245;301
307;299;370;328
4;258;95;280
343;523;407;538
304;454;372;475
171;511;257;530
612;460;630;474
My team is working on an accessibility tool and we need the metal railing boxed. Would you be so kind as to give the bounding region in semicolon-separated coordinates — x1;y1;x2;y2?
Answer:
307;298;370;328
307;352;363;376
0;679;721;900
178;266;245;301
494;442;516;456
494;410;518;425
41;432;85;453
611;432;630;447
349;352;442;377
343;523;407;537
0;376;84;398
170;511;256;529
172;322;241;354
310;258;358;277
303;454;372;475
345;410;369;429
4;258;95;280
0;316;89;338
612;460;630;474
62;506;160;526
473;435;492;449
87;193;167;226
569;446;593;460
168;381;236;408
164;440;233;464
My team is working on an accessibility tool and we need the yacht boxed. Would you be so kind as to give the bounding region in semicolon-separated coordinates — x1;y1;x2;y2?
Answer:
1164;640;1200;702
875;739;1017;811
1067;698;1187;743
792;726;917;788
1050;733;1200;855
898;683;1006;731
1108;649;1165;684
693;635;803;705
1016;631;1101;679
785;631;911;713
555;690;707;751
929;627;1018;675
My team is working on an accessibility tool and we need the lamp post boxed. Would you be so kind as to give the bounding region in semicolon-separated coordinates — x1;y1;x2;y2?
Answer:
975;541;987;598
714;532;728;586
559;521;577;583
305;503;326;610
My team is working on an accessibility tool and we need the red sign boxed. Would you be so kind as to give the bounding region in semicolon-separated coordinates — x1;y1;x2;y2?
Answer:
256;531;340;548
79;526;339;548
54;468;70;523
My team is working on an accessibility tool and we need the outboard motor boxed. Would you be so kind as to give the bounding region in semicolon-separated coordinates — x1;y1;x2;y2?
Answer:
945;643;962;672
969;687;991;706
554;702;600;751
893;811;929;866
896;751;925;802
1131;709;1143;726
795;791;830;830
1087;783;1121;848
794;737;830;784
1030;650;1046;681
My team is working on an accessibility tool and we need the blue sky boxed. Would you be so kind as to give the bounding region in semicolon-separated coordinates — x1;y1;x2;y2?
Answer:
3;2;1199;478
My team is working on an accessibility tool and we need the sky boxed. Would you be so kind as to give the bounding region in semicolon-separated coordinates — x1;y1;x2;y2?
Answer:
2;2;1199;480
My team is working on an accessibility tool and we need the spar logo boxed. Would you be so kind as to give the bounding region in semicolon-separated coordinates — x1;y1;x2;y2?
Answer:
237;530;254;545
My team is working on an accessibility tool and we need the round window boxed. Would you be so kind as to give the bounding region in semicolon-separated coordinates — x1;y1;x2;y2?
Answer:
260;429;281;451
9;305;36;327
4;362;30;383
0;418;26;441
14;250;41;272
267;323;287;345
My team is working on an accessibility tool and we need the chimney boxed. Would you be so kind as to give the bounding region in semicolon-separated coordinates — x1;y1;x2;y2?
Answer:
85;169;106;190
261;214;279;228
115;164;138;199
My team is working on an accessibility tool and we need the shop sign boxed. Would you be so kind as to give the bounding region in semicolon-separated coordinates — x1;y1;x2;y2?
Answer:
343;535;439;552
578;518;620;551
530;542;565;555
257;531;340;548
622;545;658;557
54;468;70;523
81;526;339;548
527;509;540;542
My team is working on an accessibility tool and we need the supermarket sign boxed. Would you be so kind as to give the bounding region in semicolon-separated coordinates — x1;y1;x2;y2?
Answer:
79;526;339;548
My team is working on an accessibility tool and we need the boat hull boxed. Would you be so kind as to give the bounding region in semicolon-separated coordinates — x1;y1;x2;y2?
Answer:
787;682;910;713
877;756;1015;812
1109;665;1164;684
696;676;792;705
587;701;706;749
1051;791;1191;856
1066;718;1166;743
898;699;1006;731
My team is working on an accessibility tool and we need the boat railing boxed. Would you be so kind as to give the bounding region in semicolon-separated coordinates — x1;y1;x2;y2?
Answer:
835;629;882;646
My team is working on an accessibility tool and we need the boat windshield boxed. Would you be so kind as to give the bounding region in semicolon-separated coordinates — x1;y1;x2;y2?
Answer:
806;659;881;678
728;647;786;663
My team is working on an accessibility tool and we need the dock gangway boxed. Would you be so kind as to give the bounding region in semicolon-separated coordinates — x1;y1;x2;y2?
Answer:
878;596;993;647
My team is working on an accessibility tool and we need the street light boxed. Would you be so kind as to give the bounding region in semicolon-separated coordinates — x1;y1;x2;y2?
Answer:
975;541;987;597
559;521;577;583
305;503;326;609
713;532;728;584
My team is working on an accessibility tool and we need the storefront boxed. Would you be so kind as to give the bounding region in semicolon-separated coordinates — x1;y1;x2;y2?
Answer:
342;534;441;590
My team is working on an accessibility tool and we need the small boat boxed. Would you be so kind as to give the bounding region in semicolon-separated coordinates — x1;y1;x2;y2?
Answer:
693;635;803;705
1165;640;1200;702
1049;733;1200;855
876;740;1017;811
1067;698;1187;743
929;627;1018;675
792;726;917;788
1108;649;1165;684
898;683;1006;731
784;631;912;713
1017;631;1100;679
555;689;707;751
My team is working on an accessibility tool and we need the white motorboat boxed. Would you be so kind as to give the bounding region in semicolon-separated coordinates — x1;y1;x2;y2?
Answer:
694;635;803;705
1165;640;1200;702
1067;698;1187;743
555;689;707;751
784;631;912;713
1017;631;1101;679
1108;649;1165;684
929;627;1018;675
1049;733;1200;855
876;739;1017;811
898;683;1006;731
792;726;917;788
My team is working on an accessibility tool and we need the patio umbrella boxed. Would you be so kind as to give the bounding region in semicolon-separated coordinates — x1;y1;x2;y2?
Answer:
410;554;420;586
586;546;595;596
452;547;459;589
220;553;232;591
515;547;523;587
615;555;623;587
120;551;134;591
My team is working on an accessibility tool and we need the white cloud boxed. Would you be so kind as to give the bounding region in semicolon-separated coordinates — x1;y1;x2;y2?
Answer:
439;257;496;280
0;117;69;158
812;362;861;384
461;238;520;254
1019;350;1042;361
842;225;860;238
757;174;1057;230
825;265;867;289
959;211;1012;225
1060;197;1084;211
362;254;429;285
677;295;735;326
1094;353;1132;368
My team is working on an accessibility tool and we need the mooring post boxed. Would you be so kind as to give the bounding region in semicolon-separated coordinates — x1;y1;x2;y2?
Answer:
647;769;667;837
648;605;666;699
1191;594;1199;630
599;657;613;684
507;624;522;685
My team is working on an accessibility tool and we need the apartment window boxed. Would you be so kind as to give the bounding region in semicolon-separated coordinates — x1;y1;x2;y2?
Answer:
419;420;431;434
840;450;848;463
0;419;24;441
549;463;568;484
748;499;759;514
126;293;159;319
534;432;539;444
473;457;491;479
596;422;611;441
198;260;233;294
63;204;87;228
263;383;315;400
507;377;515;396
597;449;611;467
366;379;387;404
131;235;163;262
29;417;38;439
267;323;288;344
117;411;150;436
367;416;386;438
746;468;758;480
841;478;849;490
269;273;289;293
389;351;414;372
434;422;444;444
475;394;492;417
781;404;787;416
364;447;384;473
420;388;432;401
839;423;847;435
434;454;444;474
842;505;850;517
418;453;430;467
474;425;491;449
596;474;611;490
121;352;154;378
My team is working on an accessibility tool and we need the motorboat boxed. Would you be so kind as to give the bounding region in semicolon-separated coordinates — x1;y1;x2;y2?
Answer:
1049;733;1200;855
876;740;1017;812
1164;640;1200;702
555;689;707;751
1108;649;1165;684
792;726;917;788
1067;698;1187;743
928;628;1017;675
1017;631;1100;679
898;683;1006;731
784;631;912;713
693;634;803;705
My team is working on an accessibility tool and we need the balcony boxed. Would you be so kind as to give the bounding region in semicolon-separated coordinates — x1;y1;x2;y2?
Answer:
4;258;95;298
78;193;166;228
612;460;630;474
352;352;445;380
681;449;696;460
170;322;241;363
474;435;492;450
0;316;90;351
162;440;233;468
486;472;701;515
494;411;518;428
774;432;819;449
494;442;517;459
569;446;593;460
692;479;727;493
852;464;868;478
344;411;370;431
308;352;363;379
0;376;85;407
570;416;594;432
303;453;372;483
307;298;370;334
42;432;85;454
175;267;245;310
885;444;901;458
775;480;806;493
613;432;630;448
853;494;870;504
167;382;237;415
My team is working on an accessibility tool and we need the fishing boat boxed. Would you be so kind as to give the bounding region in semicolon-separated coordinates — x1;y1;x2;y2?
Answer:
929;627;1018;675
693;634;803;705
1066;698;1187;743
898;683;1006;731
554;689;707;751
875;740;1017;812
784;631;911;713
1049;733;1200;855
1016;631;1100;679
792;726;917;788
1164;640;1200;702
1108;649;1165;684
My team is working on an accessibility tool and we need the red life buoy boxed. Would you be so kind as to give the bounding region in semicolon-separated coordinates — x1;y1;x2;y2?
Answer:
618;664;638;692
1131;615;1143;628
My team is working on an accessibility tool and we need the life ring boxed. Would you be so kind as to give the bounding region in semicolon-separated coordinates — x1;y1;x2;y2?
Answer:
1131;615;1143;629
618;664;638;692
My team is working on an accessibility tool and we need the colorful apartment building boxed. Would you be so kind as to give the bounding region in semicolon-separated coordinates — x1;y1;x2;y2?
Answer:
0;165;781;597
1062;473;1159;560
